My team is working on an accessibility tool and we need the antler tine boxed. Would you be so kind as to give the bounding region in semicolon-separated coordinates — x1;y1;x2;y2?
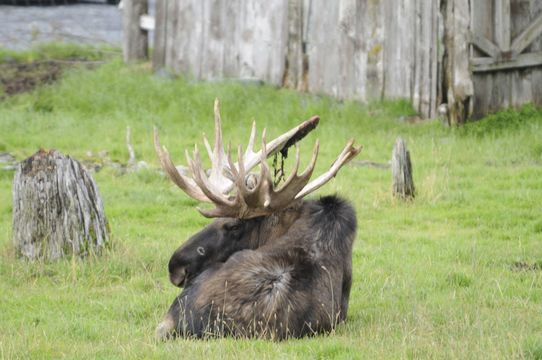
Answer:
184;148;193;171
257;129;273;208
295;140;362;199
279;143;302;189
271;140;319;206
213;98;225;160
202;133;213;160
298;139;320;178
189;145;235;207
196;139;246;218
202;98;233;195
223;143;243;185
223;143;238;182
244;120;257;159
153;128;210;202
259;127;267;162
236;144;245;183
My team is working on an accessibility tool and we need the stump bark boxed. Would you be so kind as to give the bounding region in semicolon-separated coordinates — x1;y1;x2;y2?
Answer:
12;149;109;260
391;137;415;199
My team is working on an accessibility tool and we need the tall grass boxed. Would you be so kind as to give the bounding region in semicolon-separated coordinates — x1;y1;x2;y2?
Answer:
0;47;541;359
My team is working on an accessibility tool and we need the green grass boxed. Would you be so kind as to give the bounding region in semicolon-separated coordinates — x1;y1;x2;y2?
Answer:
1;46;542;359
0;43;119;63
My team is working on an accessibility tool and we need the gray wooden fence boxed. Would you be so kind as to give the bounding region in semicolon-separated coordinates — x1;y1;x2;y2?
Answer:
123;0;542;124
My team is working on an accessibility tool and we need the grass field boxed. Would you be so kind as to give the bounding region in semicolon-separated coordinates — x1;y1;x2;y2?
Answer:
0;46;541;359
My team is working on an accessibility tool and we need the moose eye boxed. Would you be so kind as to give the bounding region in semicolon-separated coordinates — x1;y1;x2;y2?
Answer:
196;247;205;256
225;223;241;232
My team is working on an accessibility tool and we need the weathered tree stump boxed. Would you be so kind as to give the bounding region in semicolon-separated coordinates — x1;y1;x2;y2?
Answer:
12;149;109;260
391;137;415;199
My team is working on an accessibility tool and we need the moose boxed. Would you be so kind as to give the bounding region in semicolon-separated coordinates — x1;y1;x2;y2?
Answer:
154;100;361;340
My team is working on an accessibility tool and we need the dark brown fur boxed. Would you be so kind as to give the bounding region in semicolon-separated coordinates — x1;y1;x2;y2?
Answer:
158;195;356;340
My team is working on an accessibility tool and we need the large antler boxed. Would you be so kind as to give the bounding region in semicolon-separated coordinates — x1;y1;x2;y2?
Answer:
155;99;361;218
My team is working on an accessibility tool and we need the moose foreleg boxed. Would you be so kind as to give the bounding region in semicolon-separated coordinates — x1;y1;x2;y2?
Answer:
155;313;176;341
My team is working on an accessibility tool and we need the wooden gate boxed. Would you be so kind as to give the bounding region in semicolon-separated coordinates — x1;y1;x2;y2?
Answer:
469;0;542;118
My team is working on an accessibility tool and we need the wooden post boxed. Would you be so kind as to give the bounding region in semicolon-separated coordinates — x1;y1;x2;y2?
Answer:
391;137;415;199
12;150;109;260
123;0;149;63
152;0;167;70
442;0;473;125
283;0;305;90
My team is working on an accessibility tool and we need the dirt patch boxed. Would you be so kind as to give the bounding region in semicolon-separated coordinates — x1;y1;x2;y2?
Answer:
0;60;64;97
511;261;542;272
0;60;102;98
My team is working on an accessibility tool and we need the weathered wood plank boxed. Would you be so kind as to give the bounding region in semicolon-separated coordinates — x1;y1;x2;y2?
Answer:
437;0;445;117
472;51;542;72
222;0;241;78
428;0;440;119
245;1;289;85
122;0;149;63
470;56;497;66
530;0;542;52
468;0;496;132
532;69;542;107
510;12;542;54
413;0;426;116
382;0;415;100
470;0;494;58
164;0;177;71
510;68;533;107
306;0;366;100
283;0;305;89
152;0;167;70
426;0;440;118
494;0;511;50
472;73;492;119
365;0;384;101
200;0;225;80
443;0;473;125
166;0;288;85
530;0;542;107
470;32;501;58
173;0;204;78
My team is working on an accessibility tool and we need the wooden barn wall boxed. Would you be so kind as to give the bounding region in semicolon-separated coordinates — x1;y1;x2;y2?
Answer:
153;0;443;118
154;0;289;84
471;0;542;119
380;0;441;118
